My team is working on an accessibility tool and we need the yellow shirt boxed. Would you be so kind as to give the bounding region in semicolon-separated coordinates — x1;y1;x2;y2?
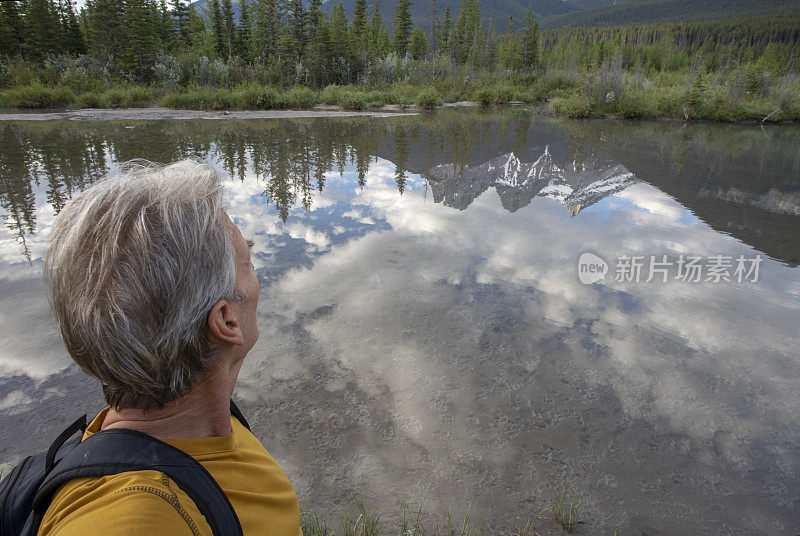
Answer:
38;408;303;536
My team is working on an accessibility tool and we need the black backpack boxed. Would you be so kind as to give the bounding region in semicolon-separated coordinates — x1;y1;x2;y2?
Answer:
0;400;250;536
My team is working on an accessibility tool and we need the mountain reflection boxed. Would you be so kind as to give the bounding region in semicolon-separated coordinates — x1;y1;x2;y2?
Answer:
1;110;799;265
427;147;637;216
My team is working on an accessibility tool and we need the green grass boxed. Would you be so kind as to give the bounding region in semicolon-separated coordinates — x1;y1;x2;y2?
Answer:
160;84;315;110
160;87;232;110
299;492;596;536
1;84;76;108
301;500;487;536
1;75;796;121
552;484;581;532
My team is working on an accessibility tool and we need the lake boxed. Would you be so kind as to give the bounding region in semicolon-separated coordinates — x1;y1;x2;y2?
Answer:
1;109;799;535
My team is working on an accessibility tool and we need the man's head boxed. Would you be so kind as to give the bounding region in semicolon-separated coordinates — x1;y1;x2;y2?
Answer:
44;160;258;410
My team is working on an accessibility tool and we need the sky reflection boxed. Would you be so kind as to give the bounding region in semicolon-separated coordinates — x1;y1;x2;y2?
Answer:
0;112;798;534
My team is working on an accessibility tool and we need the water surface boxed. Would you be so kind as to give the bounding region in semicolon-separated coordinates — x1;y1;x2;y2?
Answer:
1;110;799;535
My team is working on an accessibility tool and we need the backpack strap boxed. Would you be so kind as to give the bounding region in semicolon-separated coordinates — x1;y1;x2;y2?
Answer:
229;399;250;431
29;400;253;536
45;414;87;473
31;428;243;536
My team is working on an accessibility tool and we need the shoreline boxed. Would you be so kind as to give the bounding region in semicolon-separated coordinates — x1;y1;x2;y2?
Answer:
0;102;794;124
0;106;420;122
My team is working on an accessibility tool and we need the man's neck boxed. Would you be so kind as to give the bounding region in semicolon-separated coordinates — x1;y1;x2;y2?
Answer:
101;372;235;440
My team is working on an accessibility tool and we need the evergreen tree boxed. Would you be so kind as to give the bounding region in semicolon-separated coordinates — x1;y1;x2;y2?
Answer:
275;0;298;63
429;0;438;53
370;0;388;56
236;0;252;59
331;2;347;62
24;0;63;60
158;0;175;49
277;23;298;65
440;4;451;53
253;0;278;61
290;0;306;52
121;0;160;81
209;0;225;56
348;0;369;75
187;5;206;48
306;12;331;87
452;2;467;62
393;0;412;56
221;0;235;58
63;0;86;55
173;0;191;47
499;16;521;69
521;10;539;68
0;1;25;56
409;26;426;60
464;0;481;63
353;0;368;39
85;0;127;67
306;0;322;37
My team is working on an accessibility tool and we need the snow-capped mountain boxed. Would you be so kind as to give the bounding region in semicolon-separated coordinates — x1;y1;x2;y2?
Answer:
425;145;637;216
697;185;800;216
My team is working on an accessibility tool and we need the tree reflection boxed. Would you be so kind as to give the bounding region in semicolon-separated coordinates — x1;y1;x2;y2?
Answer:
1;110;798;264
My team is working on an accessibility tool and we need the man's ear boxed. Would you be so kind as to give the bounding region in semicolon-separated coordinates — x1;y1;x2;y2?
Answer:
207;300;244;347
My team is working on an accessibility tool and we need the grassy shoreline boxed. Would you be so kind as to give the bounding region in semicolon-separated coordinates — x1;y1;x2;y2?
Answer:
300;489;587;536
0;81;796;123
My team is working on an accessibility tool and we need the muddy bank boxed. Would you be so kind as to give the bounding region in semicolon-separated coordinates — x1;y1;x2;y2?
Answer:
0;106;418;121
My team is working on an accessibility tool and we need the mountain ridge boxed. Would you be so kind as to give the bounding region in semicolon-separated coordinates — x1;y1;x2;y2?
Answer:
541;0;798;28
190;0;796;32
191;0;617;30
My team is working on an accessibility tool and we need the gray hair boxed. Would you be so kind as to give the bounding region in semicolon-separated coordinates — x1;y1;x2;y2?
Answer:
44;159;237;410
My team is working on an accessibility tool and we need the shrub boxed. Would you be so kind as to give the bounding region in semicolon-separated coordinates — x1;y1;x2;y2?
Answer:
127;86;154;107
152;53;184;90
281;86;316;109
1;84;75;108
339;90;368;111
523;70;579;102
161;88;232;110
365;91;386;107
651;85;683;117
321;84;343;105
385;82;419;105
102;86;154;108
495;84;520;103
615;89;657;119
416;87;442;109
364;52;409;85
103;89;127;107
552;93;592;118
76;92;107;108
231;84;279;109
2;60;38;88
474;87;499;105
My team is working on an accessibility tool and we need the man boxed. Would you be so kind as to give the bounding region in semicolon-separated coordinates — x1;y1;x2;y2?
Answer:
37;160;302;535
